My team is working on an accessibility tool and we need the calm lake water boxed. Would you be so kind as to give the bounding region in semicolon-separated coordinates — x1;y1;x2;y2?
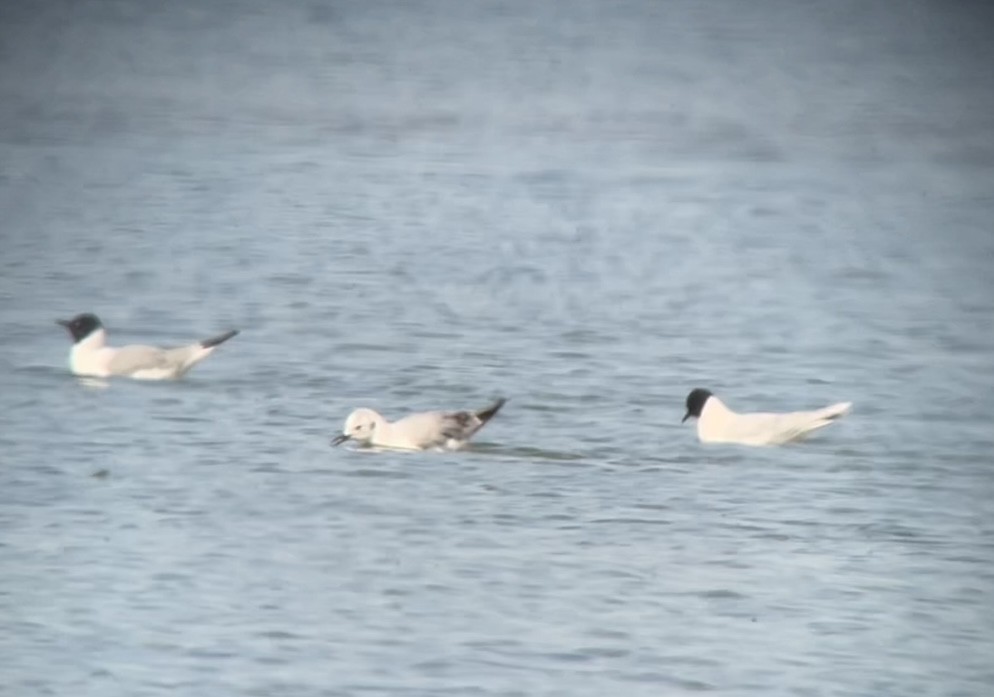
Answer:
2;1;993;695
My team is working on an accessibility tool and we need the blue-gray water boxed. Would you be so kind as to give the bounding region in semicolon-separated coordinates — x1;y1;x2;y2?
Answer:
2;1;993;695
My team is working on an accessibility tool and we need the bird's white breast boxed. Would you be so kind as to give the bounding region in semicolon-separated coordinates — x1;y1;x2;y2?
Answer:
69;331;113;377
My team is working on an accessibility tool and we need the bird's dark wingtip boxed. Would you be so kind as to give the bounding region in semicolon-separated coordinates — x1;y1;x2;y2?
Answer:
475;397;507;424
201;329;239;349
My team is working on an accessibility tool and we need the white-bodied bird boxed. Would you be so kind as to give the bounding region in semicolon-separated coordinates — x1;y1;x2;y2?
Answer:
682;388;851;446
332;398;507;451
57;312;239;380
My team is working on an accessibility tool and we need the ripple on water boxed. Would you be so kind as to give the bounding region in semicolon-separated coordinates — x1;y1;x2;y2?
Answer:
3;3;993;696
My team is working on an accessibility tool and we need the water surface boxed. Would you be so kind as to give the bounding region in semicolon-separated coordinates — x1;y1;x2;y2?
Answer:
2;1;993;695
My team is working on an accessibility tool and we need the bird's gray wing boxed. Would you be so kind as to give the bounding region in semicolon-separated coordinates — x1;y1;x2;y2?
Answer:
106;344;172;375
438;411;483;442
774;404;850;443
439;399;506;442
736;410;839;445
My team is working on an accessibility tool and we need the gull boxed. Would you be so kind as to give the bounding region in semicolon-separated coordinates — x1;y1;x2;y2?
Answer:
332;398;507;451
57;312;239;380
682;388;851;446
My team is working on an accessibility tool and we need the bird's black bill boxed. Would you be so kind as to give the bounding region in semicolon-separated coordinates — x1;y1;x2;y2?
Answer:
56;319;71;328
681;412;691;423
330;434;350;446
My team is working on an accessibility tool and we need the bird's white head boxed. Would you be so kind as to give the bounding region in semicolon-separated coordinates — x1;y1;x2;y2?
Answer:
331;408;384;447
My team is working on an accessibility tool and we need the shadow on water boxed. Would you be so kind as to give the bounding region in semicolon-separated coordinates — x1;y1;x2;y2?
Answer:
471;442;591;463
326;440;591;464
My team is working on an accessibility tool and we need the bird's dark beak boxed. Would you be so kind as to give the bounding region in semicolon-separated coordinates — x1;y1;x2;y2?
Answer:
56;319;71;328
330;434;350;447
681;412;691;423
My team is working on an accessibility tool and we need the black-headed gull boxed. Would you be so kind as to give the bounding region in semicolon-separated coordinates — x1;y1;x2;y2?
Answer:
57;313;239;380
682;388;851;446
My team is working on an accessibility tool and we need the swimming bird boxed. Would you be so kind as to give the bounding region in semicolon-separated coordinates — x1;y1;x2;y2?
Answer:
56;312;239;380
331;398;507;451
682;388;851;446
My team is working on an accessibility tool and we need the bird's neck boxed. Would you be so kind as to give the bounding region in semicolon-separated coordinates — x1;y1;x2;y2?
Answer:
372;417;392;444
703;396;734;418
698;396;736;439
74;329;107;353
69;329;110;376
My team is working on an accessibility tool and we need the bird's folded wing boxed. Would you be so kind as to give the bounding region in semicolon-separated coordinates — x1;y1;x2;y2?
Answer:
721;412;788;444
107;344;172;375
438;411;481;443
768;406;849;443
717;403;850;445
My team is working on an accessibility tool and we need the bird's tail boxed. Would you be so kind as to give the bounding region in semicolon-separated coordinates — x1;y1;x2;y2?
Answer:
475;397;507;424
200;329;240;349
